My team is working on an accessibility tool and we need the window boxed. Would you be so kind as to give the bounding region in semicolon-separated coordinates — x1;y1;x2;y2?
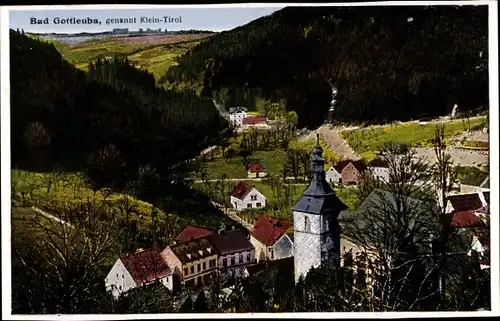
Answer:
251;195;257;201
240;253;244;263
304;216;310;232
270;248;274;259
222;258;227;267
184;268;188;275
190;266;194;274
246;253;251;262
247;203;252;209
203;262;206;270
116;273;119;277
256;202;262;208
197;264;201;272
122;274;124;279
197;276;201;285
119;285;122;290
231;256;235;265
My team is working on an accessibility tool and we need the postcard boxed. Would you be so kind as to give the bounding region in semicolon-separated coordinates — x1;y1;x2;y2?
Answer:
1;2;498;319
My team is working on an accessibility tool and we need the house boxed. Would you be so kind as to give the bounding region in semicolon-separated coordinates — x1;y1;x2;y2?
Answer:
247;163;267;178
205;228;255;283
228;107;248;127
105;248;173;299
445;193;487;214
330;159;366;185
250;215;293;262
242;116;268;128
367;157;390;182
175;226;214;243
161;238;218;288
230;182;266;211
325;166;342;184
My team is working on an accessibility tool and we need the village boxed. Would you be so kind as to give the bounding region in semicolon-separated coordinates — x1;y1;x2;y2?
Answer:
104;104;490;305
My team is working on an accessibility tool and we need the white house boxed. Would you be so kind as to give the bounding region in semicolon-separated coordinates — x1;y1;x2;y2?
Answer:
250;215;293;262
105;248;173;300
325;166;342;184
367;158;390;182
228;107;248;127
230;182;266;211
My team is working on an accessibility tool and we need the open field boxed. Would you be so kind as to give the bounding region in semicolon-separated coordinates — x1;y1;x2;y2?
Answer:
36;34;213;81
340;117;488;154
195;149;288;180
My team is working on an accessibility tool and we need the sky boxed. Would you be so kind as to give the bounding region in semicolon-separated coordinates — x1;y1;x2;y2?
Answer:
9;7;284;33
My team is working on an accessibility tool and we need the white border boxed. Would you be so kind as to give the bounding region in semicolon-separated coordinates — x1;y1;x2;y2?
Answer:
1;1;498;320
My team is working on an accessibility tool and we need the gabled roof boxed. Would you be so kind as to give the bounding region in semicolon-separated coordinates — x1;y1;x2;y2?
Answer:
248;163;266;173
206;229;254;255
448;193;483;212
175;226;215;243
242;116;267;125
228;106;248;113
449;211;484;228
120;248;171;285
333;160;351;172
251;215;291;246
367;158;389;168
349;160;367;172
169;238;217;264
230;182;254;200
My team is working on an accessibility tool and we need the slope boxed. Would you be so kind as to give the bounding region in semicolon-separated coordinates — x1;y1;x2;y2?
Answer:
161;6;488;129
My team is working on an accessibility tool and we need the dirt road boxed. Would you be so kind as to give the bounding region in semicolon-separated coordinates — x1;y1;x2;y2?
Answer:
317;126;361;160
414;148;489;167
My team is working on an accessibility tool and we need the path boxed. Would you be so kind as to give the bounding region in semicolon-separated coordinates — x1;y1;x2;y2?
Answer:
414;147;489;167
31;206;75;229
317;126;361;160
211;201;254;231
189;176;308;183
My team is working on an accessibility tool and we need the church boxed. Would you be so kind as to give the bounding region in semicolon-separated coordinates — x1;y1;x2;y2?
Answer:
292;134;349;283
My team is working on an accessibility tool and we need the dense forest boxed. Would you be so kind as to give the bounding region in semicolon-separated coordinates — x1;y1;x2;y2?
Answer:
161;6;488;128
10;29;228;189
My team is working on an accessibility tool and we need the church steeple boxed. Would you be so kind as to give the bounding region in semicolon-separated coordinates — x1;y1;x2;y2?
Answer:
292;134;347;215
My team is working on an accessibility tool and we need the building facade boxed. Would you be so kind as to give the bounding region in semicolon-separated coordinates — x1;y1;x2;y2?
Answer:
250;215;293;263
230;182;266;211
367;158;390;182
161;238;218;288
229;107;248;127
292;134;348;283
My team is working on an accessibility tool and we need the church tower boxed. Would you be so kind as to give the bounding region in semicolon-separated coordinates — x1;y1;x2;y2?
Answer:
292;134;348;283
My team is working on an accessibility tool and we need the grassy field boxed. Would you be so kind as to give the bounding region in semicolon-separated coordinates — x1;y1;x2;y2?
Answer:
195;149;288;180
36;34;213;81
340;117;488;154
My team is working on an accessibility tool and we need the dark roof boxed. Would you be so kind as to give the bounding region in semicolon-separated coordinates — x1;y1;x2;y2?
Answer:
333;160;351;172
205;229;254;255
248;163;266;173
448;193;483;212
175;226;214;243
229;106;248;113
367;158;389;168
169;238;217;264
449;211;484;228
293;136;348;215
230;182;253;200
242;116;267;125
349;160;367;172
483;191;490;205
120;248;171;285
245;257;294;277
251;215;291;246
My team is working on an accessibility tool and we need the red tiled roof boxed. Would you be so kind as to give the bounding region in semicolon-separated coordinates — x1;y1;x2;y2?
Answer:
368;158;389;168
448;193;483;212
230;182;253;200
449;211;484;228
120;248;171;285
242;116;267;125
251;214;291;246
175;226;215;243
248;163;266;173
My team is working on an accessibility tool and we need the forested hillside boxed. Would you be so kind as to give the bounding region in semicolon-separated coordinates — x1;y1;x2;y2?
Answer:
10;29;227;189
161;6;488;128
